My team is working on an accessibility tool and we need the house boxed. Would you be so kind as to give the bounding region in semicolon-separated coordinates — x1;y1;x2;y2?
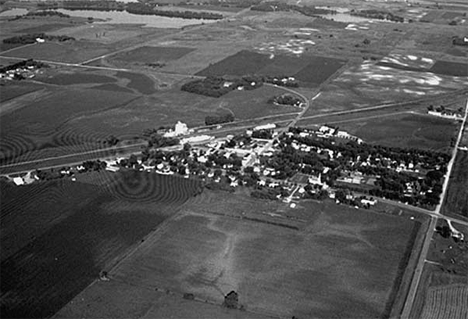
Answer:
361;198;377;206
12;177;24;186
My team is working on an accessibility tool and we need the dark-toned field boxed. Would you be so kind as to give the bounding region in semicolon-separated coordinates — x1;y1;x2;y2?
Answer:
112;46;196;63
38;72;116;85
0;171;202;319
332;113;459;152
0;87;138;164
430;61;468;77
116;71;157;95
56;191;419;319
442;151;468;219
196;50;347;87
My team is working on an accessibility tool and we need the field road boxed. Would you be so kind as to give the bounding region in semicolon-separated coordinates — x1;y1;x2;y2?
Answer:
400;98;468;319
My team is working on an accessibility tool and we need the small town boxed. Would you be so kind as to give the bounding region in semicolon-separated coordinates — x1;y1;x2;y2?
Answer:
3;119;452;211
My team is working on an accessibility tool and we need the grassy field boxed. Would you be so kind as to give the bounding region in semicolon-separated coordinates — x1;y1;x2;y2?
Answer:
56;191;419;319
329;113;459;152
0;81;44;103
115;71;157;95
0;172;202;319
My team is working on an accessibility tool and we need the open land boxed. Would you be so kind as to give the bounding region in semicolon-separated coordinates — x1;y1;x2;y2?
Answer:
55;190;420;319
1;0;468;318
0;171;202;318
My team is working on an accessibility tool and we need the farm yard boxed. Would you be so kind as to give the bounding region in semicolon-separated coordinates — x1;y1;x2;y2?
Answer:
0;171;202;319
55;191;420;319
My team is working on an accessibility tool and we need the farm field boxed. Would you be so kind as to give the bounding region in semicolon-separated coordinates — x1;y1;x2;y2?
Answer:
196;49;347;87
56;191;420;319
420;284;468;319
0;171;202;319
0;81;45;103
442;151;468;220
38;71;117;85
0;86;138;165
326;112;459;152
111;46;196;64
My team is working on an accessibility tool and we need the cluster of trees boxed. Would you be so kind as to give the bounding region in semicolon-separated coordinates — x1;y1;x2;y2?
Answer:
259;129;449;207
251;2;335;17
103;135;119;146
268;94;303;106
452;36;468;46
205;113;234;126
126;3;223;19
63;0;125;11
351;9;404;22
181;76;263;97
3;33;74;44
0;59;47;73
252;129;273;139
25;10;70;18
141;130;179;148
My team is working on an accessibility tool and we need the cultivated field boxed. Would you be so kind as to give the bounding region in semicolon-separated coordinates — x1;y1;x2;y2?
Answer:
56;191;419;319
0;172;202;319
442;151;468;219
196;50;347;87
0;86;138;164
330;112;460;152
420;284;468;319
111;46;196;64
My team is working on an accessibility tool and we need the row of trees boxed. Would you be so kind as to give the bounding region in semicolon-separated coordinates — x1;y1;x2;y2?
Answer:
126;3;223;19
351;9;404;23
251;2;335;17
268;94;303;106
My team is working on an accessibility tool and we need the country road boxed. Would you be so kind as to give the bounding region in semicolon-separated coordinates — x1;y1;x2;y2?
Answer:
400;98;468;319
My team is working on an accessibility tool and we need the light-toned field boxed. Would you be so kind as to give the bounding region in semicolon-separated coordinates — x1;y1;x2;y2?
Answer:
55;191;418;319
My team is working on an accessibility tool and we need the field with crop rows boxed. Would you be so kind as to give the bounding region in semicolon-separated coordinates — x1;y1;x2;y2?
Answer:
0;172;202;319
0;87;138;164
420;285;468;319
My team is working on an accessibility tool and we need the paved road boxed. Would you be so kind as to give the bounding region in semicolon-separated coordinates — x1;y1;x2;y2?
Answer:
400;98;468;319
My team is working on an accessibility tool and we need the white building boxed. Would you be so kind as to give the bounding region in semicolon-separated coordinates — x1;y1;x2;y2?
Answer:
253;123;276;131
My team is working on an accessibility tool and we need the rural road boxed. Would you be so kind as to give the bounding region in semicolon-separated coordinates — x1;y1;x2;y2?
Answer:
400;98;468;319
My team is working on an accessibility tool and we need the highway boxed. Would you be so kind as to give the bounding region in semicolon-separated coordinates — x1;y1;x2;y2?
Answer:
400;98;468;319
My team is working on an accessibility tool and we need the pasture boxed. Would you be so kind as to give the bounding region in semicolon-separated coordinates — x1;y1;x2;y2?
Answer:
331;113;459;152
0;172;202;319
59;192;418;319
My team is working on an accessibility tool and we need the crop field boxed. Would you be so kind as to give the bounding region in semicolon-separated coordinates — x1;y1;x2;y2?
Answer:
328;113;459;152
58;191;419;319
0;172;202;319
430;61;468;77
115;71;157;95
112;46;196;63
197;49;347;86
420;285;468;319
0;87;138;164
0;82;44;103
441;151;468;219
15;23;72;34
2;41;111;64
38;72;117;85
